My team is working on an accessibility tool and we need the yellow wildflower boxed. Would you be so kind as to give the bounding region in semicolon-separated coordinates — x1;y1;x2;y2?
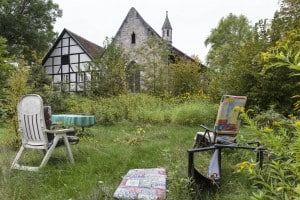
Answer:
234;106;241;112
236;161;256;174
263;127;273;133
248;162;256;174
262;52;270;61
272;121;281;127
236;161;248;172
294;121;300;128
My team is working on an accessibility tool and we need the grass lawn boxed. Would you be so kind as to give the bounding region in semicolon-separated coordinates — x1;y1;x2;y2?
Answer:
0;122;256;200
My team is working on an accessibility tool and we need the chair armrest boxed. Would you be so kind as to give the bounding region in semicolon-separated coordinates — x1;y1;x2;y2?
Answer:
49;122;63;130
188;146;216;153
200;124;213;132
45;128;75;134
195;125;216;147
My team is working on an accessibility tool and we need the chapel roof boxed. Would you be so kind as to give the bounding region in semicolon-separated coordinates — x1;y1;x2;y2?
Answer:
115;7;161;39
115;7;194;62
162;11;172;30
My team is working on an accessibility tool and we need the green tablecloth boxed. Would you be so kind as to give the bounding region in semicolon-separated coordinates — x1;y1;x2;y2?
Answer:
51;114;95;127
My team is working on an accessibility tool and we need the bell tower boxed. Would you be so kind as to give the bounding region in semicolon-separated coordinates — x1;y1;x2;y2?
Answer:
162;11;172;44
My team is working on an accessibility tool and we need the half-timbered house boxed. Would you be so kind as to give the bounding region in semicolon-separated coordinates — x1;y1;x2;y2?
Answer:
42;29;104;92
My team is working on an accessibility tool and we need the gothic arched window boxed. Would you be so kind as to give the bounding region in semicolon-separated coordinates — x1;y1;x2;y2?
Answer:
127;61;140;93
131;32;136;44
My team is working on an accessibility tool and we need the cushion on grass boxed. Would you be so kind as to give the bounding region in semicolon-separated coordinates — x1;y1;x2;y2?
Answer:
113;168;167;200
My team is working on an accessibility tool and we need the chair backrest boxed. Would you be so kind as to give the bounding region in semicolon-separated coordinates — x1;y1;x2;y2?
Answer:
44;106;52;130
214;95;247;135
17;94;48;148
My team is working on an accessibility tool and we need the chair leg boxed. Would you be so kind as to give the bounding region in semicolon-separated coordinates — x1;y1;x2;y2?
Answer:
11;146;25;169
62;134;74;163
40;135;60;168
207;149;221;182
11;146;40;171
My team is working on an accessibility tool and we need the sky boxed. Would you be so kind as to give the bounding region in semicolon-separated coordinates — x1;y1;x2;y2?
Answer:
53;0;280;62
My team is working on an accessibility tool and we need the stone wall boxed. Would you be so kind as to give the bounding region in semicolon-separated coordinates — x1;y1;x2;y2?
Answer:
114;8;151;63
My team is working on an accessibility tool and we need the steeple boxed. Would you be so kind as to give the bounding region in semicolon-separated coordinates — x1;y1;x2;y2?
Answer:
162;11;172;44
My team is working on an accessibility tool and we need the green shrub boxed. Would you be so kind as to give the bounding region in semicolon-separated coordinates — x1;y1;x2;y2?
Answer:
254;107;295;132
63;95;96;114
40;90;68;113
36;93;217;127
91;94;218;126
171;100;218;126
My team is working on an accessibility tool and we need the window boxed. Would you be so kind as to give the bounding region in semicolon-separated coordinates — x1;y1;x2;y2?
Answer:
127;62;140;93
77;73;84;82
131;32;136;44
63;74;69;82
61;55;70;65
167;30;169;37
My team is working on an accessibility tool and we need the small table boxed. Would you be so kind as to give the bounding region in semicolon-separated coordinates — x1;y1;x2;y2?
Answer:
51;114;96;130
113;168;167;200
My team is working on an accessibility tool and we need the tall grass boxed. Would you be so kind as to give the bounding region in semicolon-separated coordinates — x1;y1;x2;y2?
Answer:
61;94;218;126
0;94;258;199
0;123;198;199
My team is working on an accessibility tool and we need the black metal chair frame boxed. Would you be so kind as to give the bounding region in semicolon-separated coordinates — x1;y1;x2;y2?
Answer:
187;142;265;189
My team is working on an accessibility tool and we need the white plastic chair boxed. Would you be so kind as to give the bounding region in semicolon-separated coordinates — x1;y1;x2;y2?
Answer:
11;94;75;171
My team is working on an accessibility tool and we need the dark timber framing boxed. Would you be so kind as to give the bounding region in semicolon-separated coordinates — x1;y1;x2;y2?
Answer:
42;29;104;92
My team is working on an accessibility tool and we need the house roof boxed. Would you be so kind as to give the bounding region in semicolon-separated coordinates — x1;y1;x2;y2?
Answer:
42;28;104;65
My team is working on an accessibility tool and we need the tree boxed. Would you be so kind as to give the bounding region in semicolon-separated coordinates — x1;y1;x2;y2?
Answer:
2;61;29;139
0;0;62;62
91;38;128;97
0;37;13;99
29;62;52;93
205;13;253;69
259;30;300;114
246;0;300;115
271;0;300;41
137;36;171;96
204;13;253;98
169;57;204;96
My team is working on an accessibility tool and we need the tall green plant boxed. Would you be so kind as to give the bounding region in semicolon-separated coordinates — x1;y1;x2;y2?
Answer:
29;62;52;94
169;57;204;96
0;37;13;100
250;125;300;199
91;37;128;97
239;109;300;199
260;31;300;114
137;36;171;96
4;61;29;141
